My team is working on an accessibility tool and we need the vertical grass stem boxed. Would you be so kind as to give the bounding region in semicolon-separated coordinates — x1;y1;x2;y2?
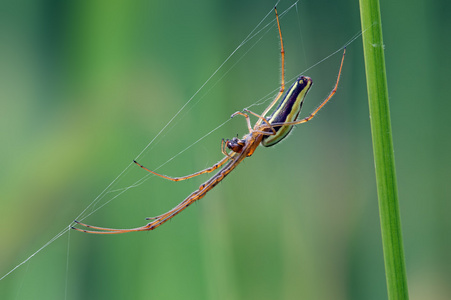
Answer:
358;0;409;299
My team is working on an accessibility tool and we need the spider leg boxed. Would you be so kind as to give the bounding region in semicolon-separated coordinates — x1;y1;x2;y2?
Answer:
72;217;166;234
243;109;276;135
73;187;208;234
72;220;146;234
221;139;234;158
231;111;253;133
231;109;276;136
258;7;285;122
134;155;230;182
270;48;346;128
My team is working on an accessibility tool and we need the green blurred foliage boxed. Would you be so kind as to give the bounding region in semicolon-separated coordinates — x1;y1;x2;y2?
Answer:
1;0;450;299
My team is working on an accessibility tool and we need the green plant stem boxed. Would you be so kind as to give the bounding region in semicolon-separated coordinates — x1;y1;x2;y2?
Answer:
358;0;409;299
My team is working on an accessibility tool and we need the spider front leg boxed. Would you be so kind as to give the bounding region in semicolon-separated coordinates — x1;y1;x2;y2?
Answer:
221;138;235;158
244;109;276;135
231;109;276;135
231;111;253;133
134;154;230;182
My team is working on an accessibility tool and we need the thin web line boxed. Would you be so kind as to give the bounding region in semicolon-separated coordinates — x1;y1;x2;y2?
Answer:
64;226;71;300
295;2;308;65
0;226;70;281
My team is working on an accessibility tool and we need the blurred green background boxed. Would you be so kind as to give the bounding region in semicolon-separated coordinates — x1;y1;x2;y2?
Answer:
1;0;450;299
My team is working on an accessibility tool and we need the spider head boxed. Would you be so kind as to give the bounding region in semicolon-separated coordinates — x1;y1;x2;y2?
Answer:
226;137;245;153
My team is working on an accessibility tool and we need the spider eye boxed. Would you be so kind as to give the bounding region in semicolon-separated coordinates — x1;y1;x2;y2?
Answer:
298;76;312;86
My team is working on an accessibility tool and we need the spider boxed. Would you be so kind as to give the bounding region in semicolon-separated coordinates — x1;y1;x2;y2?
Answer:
73;7;346;234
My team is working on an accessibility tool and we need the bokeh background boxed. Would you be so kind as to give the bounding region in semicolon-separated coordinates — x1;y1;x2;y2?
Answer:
1;0;449;299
